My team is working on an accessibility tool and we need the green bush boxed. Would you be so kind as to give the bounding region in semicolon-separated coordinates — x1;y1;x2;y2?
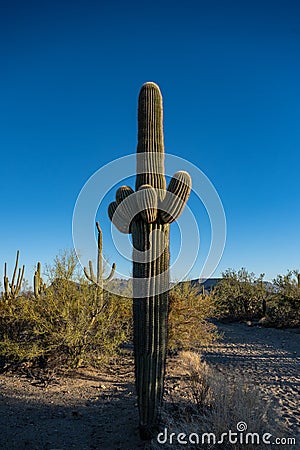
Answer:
211;268;266;321
266;270;300;327
0;285;132;369
168;282;218;352
0;251;132;369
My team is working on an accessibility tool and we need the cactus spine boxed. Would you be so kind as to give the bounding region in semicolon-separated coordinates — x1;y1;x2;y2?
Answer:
108;82;191;438
2;250;25;300
84;221;116;301
34;262;46;299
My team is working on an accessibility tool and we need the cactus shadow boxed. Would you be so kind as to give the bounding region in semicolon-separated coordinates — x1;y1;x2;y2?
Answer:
0;368;147;450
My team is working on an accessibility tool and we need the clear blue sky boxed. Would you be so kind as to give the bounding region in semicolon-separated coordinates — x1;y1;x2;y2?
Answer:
1;0;299;286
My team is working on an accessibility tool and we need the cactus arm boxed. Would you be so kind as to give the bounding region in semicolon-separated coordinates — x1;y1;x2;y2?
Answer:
108;201;131;234
34;267;39;298
84;222;116;293
116;185;135;203
84;260;96;283
137;185;158;223
105;262;116;281
116;186;139;228
14;265;24;297
10;250;20;292
3;251;25;300
16;268;21;292
89;260;96;283
83;265;92;282
19;265;25;294
160;170;192;223
83;261;95;283
96;221;102;285
3;263;9;300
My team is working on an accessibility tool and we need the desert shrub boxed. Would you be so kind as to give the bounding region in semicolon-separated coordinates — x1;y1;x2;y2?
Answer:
44;248;79;281
266;270;300;328
0;284;132;369
0;252;132;370
153;352;288;450
168;283;218;352
211;268;266;321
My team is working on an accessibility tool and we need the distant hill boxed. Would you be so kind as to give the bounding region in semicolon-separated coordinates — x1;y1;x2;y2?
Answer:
180;278;276;294
105;277;223;296
179;278;222;294
49;277;276;297
194;278;222;291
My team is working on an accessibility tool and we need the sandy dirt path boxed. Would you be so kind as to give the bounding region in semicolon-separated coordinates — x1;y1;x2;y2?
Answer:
0;322;299;449
201;322;300;440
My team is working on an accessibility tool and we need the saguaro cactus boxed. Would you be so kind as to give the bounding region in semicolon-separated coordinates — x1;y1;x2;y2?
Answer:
34;262;46;299
2;250;25;301
108;82;191;438
84;221;116;301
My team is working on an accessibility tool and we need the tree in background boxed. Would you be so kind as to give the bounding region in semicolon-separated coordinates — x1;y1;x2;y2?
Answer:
267;270;300;327
211;268;266;321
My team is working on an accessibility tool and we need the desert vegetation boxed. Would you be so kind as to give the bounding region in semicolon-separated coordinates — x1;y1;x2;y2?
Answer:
0;251;299;447
266;270;300;327
154;350;294;450
168;282;218;352
0;250;132;371
211;267;300;328
0;249;219;372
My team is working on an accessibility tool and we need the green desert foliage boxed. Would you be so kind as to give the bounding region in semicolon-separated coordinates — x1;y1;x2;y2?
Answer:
266;270;300;327
1;249;299;374
0;253;219;371
211;267;300;328
211;268;267;321
168;283;218;351
0;251;132;369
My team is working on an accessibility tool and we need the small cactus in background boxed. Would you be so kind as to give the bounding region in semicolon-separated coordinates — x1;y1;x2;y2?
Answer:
34;262;46;299
84;221;116;302
2;250;25;301
108;82;191;438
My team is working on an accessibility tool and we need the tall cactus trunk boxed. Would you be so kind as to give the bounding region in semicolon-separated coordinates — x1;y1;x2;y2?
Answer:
108;82;192;439
132;221;170;438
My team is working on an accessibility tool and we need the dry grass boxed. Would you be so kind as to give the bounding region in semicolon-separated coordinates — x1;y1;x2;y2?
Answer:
152;351;293;449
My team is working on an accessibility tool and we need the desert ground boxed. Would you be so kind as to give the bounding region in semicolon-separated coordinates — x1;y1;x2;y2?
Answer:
0;321;299;449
